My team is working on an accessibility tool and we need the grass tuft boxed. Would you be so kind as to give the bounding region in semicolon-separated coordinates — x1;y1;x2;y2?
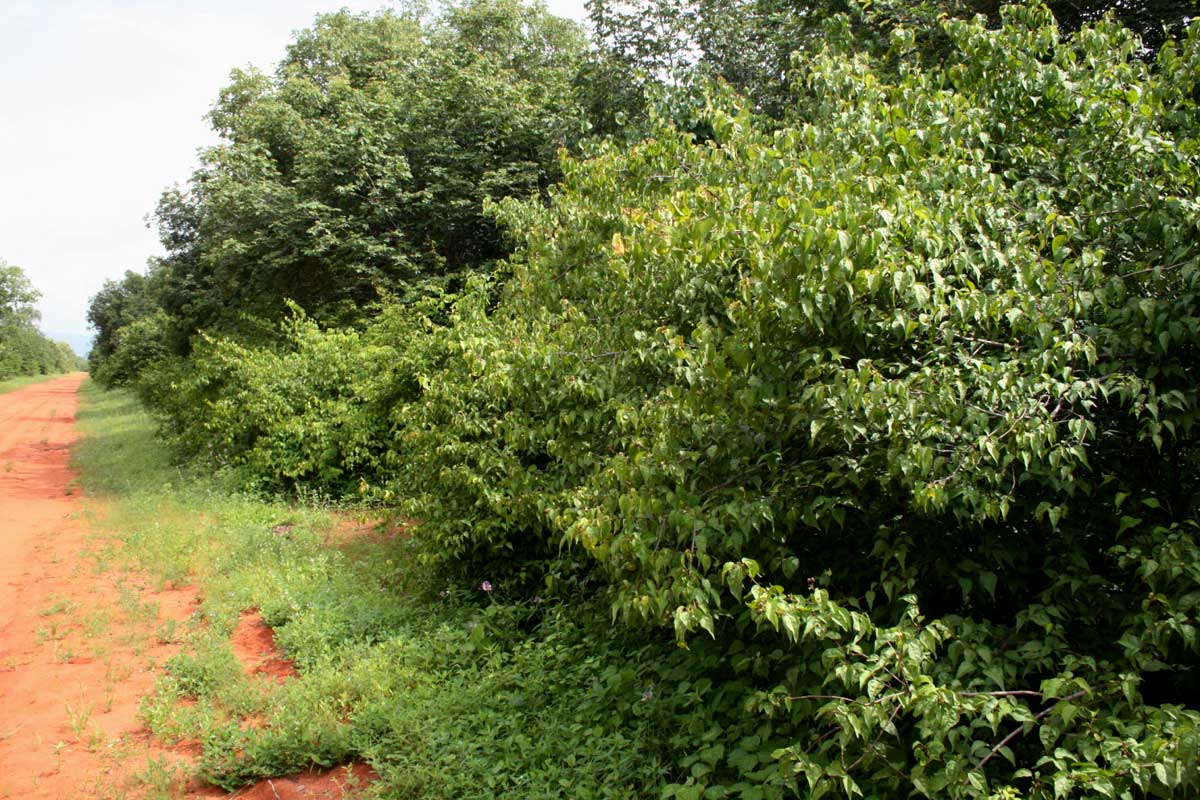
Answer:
74;381;674;798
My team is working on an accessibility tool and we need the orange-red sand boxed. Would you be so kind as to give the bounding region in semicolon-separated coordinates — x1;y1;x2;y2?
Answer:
0;375;374;798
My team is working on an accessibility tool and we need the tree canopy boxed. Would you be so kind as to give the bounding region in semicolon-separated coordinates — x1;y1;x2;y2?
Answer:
585;0;1199;121
86;2;1200;797
0;259;40;324
0;259;82;379
140;0;589;350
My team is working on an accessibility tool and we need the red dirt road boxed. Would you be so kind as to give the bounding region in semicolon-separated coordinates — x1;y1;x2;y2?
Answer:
0;375;375;799
0;374;88;636
0;372;199;798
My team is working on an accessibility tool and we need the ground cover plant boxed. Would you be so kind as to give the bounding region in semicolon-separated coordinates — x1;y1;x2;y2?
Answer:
74;381;684;798
84;2;1200;798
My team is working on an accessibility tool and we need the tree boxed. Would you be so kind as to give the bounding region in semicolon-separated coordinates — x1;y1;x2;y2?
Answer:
86;269;162;375
585;0;1198;123
0;259;40;325
146;0;590;345
1010;0;1197;52
0;259;78;379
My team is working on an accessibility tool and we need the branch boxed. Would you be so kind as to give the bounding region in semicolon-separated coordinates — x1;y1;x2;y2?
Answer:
789;690;908;708
977;689;1090;769
789;694;861;705
845;701;904;773
1121;259;1192;279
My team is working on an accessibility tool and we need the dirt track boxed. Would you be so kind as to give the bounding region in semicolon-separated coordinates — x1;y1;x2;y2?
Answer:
0;374;88;634
0;375;373;799
0;374;204;798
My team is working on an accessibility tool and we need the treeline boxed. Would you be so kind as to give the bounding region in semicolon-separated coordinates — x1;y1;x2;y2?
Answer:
0;259;84;379
88;1;1200;798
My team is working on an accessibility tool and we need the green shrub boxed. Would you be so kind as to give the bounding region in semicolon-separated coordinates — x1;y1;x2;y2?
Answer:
417;8;1200;796
91;310;174;386
136;6;1200;798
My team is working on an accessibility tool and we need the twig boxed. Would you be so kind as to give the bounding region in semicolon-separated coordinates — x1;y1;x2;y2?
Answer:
789;690;907;708
846;702;904;773
805;724;841;754
267;779;282;800
978;689;1090;769
789;693;862;705
1121;259;1191;279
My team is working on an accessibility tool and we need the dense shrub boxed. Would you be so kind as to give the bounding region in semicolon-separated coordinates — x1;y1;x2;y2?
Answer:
89;310;174;387
147;305;408;494
133;6;1200;798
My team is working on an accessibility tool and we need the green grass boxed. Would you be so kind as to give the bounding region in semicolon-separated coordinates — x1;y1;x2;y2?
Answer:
73;382;677;799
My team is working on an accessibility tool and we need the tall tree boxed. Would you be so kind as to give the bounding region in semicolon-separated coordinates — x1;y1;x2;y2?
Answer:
0;259;40;324
150;0;590;344
0;259;78;379
86;270;161;369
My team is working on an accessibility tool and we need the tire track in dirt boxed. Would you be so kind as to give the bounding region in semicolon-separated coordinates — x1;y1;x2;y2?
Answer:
0;374;214;798
0;374;88;646
0;375;376;799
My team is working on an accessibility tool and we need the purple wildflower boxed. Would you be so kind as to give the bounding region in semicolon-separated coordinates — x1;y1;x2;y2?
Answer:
480;580;493;592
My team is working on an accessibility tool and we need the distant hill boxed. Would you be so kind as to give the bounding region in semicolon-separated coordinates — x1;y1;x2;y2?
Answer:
43;330;93;359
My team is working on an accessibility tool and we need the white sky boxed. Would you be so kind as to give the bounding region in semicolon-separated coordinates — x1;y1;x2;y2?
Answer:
0;0;588;342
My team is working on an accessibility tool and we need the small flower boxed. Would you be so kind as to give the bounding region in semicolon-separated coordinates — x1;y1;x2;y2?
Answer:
641;689;654;702
439;589;450;598
480;581;493;593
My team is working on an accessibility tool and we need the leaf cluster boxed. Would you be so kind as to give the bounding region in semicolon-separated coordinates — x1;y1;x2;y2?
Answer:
90;4;1200;798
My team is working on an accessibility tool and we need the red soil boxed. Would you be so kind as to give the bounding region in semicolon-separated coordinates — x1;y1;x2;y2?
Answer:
0;376;374;799
227;764;378;800
325;515;412;547
231;611;298;683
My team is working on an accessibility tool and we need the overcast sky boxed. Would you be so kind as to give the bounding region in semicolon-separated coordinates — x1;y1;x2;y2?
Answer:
0;0;588;346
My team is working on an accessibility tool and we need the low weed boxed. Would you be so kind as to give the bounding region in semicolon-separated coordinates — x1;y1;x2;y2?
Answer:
75;382;679;797
83;608;112;639
37;595;79;617
121;590;159;626
154;618;180;645
65;697;94;741
35;623;67;644
136;756;190;800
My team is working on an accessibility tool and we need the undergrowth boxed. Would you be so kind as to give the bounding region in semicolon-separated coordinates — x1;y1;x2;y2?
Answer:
73;381;683;798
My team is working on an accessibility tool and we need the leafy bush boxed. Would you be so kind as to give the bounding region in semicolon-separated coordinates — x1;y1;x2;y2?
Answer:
128;5;1200;798
90;310;174;386
479;9;1200;795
